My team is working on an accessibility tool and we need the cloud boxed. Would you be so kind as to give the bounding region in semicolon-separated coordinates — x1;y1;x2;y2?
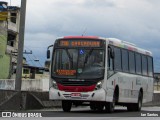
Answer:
2;0;160;72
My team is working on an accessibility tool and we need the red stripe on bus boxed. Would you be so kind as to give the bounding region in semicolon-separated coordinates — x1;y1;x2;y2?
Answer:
57;83;96;92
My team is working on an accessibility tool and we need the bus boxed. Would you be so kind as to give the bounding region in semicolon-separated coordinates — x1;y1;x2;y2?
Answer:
47;36;154;112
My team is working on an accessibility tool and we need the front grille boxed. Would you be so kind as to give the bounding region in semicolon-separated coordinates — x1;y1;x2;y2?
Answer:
63;93;90;99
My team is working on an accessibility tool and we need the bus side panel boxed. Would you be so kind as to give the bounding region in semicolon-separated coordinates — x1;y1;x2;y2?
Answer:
106;72;153;104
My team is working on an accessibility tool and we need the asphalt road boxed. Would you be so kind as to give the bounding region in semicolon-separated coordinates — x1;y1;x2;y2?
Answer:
39;106;160;117
1;106;160;120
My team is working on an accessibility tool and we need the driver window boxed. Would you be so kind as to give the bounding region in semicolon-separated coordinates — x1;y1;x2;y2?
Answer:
108;46;114;70
107;46;115;78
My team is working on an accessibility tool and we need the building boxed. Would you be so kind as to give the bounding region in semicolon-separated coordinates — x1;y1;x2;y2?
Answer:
0;2;8;21
22;65;46;80
0;2;20;79
154;73;160;81
0;2;11;79
7;6;20;78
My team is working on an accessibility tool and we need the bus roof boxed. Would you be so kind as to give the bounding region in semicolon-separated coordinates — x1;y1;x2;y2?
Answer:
57;36;152;56
107;38;152;56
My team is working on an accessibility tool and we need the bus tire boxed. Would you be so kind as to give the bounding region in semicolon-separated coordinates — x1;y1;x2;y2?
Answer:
105;92;116;113
90;102;96;111
97;103;104;111
127;104;134;111
134;91;143;111
127;91;143;111
105;102;115;113
62;100;72;112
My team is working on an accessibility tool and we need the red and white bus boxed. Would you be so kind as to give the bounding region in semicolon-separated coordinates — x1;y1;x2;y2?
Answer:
47;36;154;112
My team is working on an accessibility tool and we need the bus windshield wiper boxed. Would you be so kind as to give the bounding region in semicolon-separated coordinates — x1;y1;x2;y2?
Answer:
84;49;93;67
66;49;73;68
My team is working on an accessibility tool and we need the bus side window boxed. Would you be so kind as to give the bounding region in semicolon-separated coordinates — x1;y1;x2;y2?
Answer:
142;55;147;76
147;56;153;77
114;47;122;71
135;53;142;75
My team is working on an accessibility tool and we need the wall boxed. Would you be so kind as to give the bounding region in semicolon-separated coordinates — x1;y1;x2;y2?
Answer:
0;79;49;91
0;22;7;56
143;92;160;106
0;54;11;79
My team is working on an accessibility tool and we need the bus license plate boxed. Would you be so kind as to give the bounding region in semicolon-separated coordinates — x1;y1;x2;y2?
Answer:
71;93;81;97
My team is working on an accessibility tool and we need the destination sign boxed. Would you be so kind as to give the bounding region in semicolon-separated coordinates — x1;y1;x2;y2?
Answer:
56;69;76;76
59;40;101;47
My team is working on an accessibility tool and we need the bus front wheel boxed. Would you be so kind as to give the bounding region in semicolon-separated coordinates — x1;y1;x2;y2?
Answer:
90;102;97;111
62;100;72;112
105;93;116;113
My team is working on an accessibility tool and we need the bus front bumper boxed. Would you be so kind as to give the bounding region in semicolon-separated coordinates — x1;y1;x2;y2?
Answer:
49;87;106;101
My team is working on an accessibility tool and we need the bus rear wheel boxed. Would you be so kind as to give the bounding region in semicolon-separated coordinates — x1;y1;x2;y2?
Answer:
135;91;143;111
127;91;143;111
62;100;72;112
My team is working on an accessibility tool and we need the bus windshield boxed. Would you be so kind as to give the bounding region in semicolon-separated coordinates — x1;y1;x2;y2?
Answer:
52;48;105;79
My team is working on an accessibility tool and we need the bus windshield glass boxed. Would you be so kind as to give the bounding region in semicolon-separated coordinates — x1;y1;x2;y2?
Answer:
52;48;105;79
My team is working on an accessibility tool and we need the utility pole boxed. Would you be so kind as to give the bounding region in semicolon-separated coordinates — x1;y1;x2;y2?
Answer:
15;0;27;91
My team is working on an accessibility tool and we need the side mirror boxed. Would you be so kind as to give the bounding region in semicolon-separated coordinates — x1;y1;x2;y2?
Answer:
47;49;50;59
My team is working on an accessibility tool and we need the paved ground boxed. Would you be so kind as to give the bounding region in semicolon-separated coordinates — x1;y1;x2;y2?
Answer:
1;106;160;119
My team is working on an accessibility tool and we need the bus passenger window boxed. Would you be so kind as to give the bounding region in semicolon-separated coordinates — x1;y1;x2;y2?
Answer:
142;55;147;76
135;53;142;74
129;51;135;73
147;56;153;77
122;49;129;72
114;47;122;71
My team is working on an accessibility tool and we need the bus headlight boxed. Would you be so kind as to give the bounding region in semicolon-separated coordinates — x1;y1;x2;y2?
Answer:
52;80;58;89
95;81;102;90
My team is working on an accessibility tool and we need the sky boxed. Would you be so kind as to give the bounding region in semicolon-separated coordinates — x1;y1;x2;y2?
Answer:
2;0;160;72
